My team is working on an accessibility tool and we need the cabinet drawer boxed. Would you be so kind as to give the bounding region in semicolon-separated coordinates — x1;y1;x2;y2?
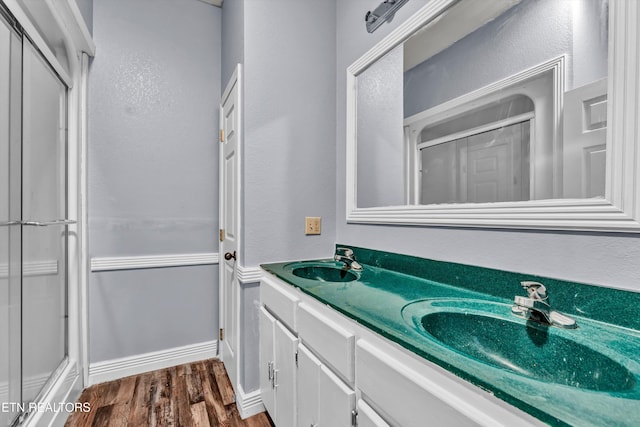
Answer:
356;339;480;427
297;302;355;383
261;276;299;331
357;399;391;427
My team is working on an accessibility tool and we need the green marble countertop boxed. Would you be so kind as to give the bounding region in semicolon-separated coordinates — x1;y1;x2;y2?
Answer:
261;252;640;427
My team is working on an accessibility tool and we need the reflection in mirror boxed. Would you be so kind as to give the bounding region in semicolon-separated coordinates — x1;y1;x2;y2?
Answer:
356;0;609;208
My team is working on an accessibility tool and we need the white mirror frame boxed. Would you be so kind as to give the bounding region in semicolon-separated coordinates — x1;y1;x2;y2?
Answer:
346;0;640;232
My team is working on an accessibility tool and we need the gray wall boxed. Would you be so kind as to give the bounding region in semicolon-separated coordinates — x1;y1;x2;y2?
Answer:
221;0;244;90
90;266;218;361
88;0;222;363
220;0;337;394
74;0;93;34
335;0;640;293
357;44;404;208
240;282;260;391
242;0;337;267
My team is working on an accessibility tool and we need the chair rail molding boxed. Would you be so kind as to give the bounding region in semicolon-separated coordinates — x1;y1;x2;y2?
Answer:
238;265;262;284
90;253;219;272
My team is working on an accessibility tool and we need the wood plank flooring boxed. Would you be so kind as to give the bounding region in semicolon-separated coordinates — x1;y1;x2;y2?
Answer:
64;359;273;427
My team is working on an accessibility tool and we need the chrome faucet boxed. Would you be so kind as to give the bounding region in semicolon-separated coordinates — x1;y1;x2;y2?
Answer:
512;281;577;328
334;247;364;271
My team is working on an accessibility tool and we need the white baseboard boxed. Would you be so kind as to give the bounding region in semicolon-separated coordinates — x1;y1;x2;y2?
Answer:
235;383;265;419
88;340;218;385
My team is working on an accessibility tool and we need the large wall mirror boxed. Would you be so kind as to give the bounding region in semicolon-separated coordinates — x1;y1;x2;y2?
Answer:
346;0;640;232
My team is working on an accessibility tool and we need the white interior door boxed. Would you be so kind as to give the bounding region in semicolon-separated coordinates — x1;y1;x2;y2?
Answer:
465;123;526;203
219;64;241;395
563;78;607;198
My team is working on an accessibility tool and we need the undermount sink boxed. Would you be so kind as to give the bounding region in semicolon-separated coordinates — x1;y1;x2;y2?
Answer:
402;299;638;393
287;261;358;283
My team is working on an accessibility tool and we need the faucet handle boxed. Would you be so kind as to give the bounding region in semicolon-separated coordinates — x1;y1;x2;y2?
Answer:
335;247;354;257
514;295;535;308
520;281;547;299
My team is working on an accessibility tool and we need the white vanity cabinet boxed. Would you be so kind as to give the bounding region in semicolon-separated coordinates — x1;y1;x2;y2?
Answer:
259;277;301;427
261;275;357;427
260;273;542;427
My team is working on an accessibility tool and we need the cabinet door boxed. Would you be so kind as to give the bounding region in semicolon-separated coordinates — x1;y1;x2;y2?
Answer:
357;399;391;427
318;365;356;427
274;320;298;427
297;344;321;427
259;307;276;418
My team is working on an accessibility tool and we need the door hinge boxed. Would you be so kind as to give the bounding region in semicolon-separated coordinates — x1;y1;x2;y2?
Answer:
295;351;299;368
219;129;225;143
351;409;358;427
219;328;224;341
219;229;225;242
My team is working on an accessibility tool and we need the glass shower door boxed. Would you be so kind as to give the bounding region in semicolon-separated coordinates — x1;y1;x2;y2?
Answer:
20;39;69;405
1;6;69;424
0;14;22;427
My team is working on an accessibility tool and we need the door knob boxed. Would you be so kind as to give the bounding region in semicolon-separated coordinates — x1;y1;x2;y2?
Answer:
224;251;237;261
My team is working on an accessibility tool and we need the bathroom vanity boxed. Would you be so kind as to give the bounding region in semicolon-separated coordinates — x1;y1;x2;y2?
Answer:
260;246;640;427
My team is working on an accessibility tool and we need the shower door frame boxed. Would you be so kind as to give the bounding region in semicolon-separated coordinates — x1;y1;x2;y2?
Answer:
0;9;23;426
0;1;94;426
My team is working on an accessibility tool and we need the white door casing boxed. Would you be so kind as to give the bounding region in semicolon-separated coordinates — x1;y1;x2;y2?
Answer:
219;64;242;396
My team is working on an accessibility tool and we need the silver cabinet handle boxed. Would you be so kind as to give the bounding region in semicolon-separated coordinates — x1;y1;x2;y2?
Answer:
0;221;21;227
22;219;77;227
267;361;273;380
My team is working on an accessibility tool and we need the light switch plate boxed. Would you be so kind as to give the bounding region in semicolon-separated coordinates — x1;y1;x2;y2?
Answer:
305;217;321;235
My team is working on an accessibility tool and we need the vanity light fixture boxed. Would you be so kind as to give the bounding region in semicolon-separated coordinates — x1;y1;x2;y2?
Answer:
365;0;410;33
